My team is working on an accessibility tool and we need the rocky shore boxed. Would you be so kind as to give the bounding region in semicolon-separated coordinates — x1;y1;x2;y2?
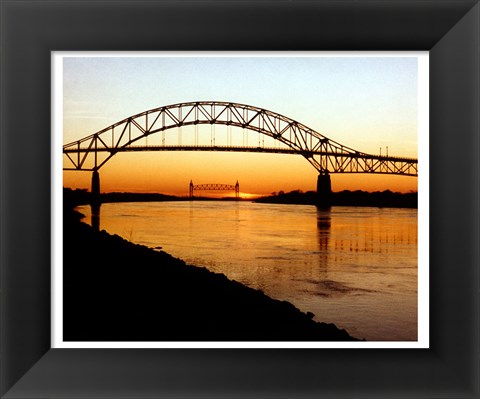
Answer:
63;208;357;342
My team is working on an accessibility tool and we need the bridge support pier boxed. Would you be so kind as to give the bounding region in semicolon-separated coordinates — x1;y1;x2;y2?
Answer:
316;172;332;207
91;170;101;204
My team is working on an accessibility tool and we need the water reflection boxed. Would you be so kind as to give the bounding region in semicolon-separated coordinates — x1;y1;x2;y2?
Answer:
316;208;331;251
316;207;331;279
91;203;101;231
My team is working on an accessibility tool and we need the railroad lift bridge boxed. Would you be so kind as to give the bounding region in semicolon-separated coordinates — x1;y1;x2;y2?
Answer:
189;181;240;199
63;101;418;202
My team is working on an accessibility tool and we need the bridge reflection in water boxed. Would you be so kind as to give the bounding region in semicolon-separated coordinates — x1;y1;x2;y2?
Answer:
91;203;101;232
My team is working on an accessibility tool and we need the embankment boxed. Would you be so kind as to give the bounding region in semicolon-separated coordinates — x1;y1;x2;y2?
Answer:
63;209;357;342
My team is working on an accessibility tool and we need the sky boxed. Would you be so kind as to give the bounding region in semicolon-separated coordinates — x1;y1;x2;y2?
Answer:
61;53;423;197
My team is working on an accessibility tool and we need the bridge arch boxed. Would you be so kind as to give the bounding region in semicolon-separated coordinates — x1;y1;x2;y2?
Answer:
63;101;418;176
64;101;418;202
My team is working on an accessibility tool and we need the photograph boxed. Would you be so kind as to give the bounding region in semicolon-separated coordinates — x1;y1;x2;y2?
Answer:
57;52;428;347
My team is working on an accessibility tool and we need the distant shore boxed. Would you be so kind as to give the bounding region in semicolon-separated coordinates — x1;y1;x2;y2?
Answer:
255;189;417;208
64;187;417;209
63;204;358;342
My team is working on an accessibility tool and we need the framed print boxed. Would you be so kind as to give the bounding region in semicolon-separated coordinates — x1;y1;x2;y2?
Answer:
54;51;428;349
1;0;479;398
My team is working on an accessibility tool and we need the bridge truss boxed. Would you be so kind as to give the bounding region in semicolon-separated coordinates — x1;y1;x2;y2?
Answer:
189;181;240;198
63;101;418;177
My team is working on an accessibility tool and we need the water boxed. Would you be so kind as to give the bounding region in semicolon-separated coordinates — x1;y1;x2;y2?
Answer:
77;201;418;341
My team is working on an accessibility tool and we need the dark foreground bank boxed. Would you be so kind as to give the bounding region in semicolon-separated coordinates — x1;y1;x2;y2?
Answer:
64;209;357;342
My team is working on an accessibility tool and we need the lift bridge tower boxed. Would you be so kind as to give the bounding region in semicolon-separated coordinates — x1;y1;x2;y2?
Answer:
189;181;240;199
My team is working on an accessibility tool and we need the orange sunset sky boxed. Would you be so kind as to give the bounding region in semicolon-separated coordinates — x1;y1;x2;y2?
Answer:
61;53;423;197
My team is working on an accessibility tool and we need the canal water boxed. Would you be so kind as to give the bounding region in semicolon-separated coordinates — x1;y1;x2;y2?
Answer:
77;201;418;341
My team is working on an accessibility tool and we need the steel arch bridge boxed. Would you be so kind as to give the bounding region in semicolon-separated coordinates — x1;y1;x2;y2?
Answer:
63;101;418;198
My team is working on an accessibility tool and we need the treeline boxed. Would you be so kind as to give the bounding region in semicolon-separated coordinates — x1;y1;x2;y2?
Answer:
63;187;182;206
255;189;418;208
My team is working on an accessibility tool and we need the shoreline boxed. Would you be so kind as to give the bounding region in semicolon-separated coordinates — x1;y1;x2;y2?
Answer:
64;187;417;209
63;207;359;342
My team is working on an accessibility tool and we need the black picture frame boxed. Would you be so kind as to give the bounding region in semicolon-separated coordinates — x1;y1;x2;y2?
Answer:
1;0;479;397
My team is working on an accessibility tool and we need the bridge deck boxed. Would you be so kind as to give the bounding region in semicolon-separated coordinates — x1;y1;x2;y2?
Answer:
64;144;417;163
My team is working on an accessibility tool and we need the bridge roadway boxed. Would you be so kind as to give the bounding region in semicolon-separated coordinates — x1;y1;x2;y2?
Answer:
64;144;417;175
